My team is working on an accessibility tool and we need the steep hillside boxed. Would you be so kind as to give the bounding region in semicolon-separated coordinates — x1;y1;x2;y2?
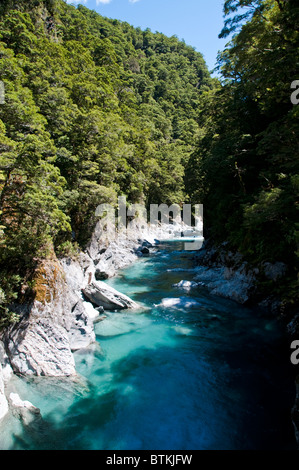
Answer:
0;0;214;323
186;0;299;312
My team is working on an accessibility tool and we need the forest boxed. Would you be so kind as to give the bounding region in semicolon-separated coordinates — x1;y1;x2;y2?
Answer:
0;0;298;326
186;0;299;308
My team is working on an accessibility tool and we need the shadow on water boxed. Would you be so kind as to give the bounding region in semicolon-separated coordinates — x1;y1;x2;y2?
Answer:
8;338;297;450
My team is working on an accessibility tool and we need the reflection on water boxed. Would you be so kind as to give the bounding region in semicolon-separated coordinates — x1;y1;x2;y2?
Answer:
0;244;296;450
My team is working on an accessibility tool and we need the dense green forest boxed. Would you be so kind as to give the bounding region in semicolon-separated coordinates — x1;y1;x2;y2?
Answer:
186;0;299;306
0;0;298;325
0;0;214;324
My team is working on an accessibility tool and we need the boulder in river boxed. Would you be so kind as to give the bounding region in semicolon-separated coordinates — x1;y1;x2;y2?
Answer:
173;280;199;290
82;281;139;310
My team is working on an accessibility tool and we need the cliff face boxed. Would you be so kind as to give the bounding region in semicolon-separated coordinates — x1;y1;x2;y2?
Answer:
1;220;189;380
3;258;95;377
0;220;162;428
0;361;8;420
0;341;12;421
193;241;290;311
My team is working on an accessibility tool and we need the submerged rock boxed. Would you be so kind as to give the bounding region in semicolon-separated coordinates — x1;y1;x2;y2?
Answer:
9;392;42;428
172;280;199;291
82;281;139;310
160;297;200;309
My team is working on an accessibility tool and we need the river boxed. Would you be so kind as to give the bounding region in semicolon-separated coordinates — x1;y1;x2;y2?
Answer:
1;243;296;450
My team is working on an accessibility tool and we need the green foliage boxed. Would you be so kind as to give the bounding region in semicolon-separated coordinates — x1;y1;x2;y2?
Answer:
0;0;212;312
0;276;20;331
55;240;80;260
186;0;299;302
0;0;297;313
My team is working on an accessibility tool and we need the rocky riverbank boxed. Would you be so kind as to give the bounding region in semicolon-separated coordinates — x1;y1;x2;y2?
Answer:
0;220;191;424
0;223;298;448
189;241;288;309
188;240;299;446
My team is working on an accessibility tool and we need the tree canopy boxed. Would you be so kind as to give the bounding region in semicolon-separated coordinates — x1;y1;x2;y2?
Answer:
0;0;298;325
0;0;214;323
186;0;299;305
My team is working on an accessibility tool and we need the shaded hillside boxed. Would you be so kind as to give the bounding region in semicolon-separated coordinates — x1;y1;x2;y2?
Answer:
186;0;299;310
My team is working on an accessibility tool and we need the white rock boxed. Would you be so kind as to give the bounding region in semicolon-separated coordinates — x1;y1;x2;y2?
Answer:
160;297;200;308
6;317;76;377
0;365;8;421
0;341;13;384
82;301;101;322
66;296;96;351
9;392;36;411
9;392;42;427
193;264;254;305
4;258;96;377
173;280;198;290
60;258;85;294
0;341;12;421
83;281;139;310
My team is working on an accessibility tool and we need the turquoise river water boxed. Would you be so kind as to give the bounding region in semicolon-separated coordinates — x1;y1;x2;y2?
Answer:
0;243;297;450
